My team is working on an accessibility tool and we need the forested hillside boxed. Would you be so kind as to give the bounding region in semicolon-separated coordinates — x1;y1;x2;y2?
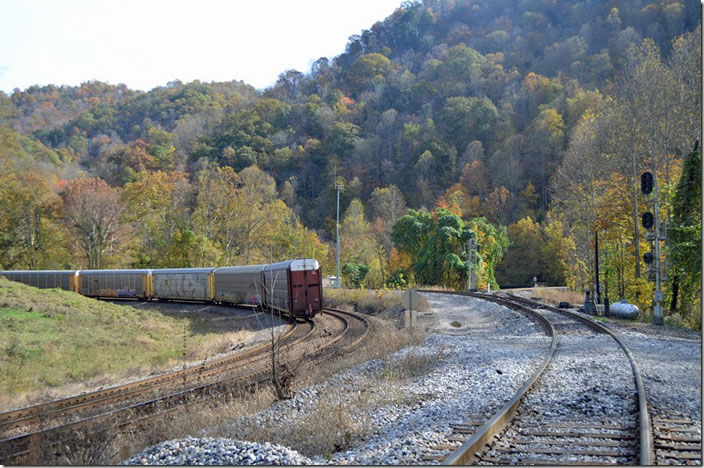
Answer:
0;0;700;325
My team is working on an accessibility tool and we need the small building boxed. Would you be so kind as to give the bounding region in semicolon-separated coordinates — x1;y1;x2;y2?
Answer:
322;275;339;288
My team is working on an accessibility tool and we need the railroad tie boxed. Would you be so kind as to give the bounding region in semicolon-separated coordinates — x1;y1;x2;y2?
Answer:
656;450;702;461
653;417;702;464
493;445;624;457
508;437;635;448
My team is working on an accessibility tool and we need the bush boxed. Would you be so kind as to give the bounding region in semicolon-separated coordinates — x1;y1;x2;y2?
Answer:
323;288;401;314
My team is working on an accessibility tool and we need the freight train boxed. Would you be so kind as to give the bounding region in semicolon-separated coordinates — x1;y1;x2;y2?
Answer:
0;259;323;318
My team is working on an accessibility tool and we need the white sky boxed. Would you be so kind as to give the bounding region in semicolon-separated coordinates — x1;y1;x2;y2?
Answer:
0;0;403;94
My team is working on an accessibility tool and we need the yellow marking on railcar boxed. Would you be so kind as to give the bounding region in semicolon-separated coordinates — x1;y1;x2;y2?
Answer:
207;272;215;302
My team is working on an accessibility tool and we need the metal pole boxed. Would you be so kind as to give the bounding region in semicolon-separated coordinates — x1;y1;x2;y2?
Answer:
335;180;341;288
595;231;601;304
471;239;476;290
467;237;476;291
653;180;664;325
466;239;471;291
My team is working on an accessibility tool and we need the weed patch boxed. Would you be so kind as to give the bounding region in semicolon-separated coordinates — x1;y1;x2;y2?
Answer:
324;288;401;314
531;287;584;307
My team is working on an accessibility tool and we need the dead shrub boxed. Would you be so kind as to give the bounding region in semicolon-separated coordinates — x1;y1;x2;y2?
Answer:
379;345;448;381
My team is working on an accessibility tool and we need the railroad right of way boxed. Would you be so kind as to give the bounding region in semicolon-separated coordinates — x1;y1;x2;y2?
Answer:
124;291;700;466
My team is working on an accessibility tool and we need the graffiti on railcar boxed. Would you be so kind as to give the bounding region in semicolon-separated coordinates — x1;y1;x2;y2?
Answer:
245;294;261;306
155;274;206;298
97;288;137;297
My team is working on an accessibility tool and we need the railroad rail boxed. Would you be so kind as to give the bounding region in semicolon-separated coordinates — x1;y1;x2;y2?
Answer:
418;290;654;465
0;306;369;465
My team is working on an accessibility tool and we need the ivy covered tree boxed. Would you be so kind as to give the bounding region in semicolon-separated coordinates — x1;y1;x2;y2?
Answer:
392;208;481;289
342;262;369;288
667;142;701;326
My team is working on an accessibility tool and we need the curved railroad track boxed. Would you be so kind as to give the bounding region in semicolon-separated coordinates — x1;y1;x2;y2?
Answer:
0;306;369;465
418;290;653;466
504;293;700;465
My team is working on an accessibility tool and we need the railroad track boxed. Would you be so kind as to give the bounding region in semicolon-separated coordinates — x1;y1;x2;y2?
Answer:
0;306;369;465
504;293;701;465
418;291;655;465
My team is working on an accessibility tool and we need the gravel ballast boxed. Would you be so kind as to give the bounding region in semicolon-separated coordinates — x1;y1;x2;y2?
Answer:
122;293;701;465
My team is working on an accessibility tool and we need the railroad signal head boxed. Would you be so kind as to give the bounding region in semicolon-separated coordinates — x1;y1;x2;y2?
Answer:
641;171;654;194
643;252;654;264
642;211;654;230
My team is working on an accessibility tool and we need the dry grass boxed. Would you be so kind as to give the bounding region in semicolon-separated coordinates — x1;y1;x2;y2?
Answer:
415;284;453;291
378;345;448;381
530;287;584;307
218;390;370;457
212;317;435;457
323;288;402;314
324;287;432;313
101;385;280;465
298;317;429;387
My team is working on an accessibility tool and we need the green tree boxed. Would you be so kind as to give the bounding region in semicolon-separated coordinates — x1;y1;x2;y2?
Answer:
342;262;369;288
496;217;543;286
0;170;68;269
391;208;477;288
348;53;392;92
668;142;701;326
121;171;194;267
438;96;498;152
339;199;382;287
325;122;360;159
465;216;510;290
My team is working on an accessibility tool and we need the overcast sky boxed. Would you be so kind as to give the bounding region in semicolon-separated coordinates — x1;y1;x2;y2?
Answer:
0;0;403;94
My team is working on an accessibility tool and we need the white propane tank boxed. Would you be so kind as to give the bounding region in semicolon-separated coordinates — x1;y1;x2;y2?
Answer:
608;300;639;320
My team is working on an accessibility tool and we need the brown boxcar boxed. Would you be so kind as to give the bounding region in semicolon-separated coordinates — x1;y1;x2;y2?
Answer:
262;258;322;318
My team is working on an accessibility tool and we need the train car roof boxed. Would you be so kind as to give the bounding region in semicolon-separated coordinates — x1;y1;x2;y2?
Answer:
0;270;80;274
151;268;215;274
213;265;266;274
77;269;152;274
264;258;320;271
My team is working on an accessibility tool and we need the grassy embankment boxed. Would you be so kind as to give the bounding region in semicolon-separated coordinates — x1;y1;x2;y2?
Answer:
0;277;253;409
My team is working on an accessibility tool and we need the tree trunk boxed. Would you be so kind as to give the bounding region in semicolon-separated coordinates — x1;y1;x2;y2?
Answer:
670;274;679;312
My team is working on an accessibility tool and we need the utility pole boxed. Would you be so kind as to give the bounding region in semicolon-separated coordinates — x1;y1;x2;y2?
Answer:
594;231;601;304
467;237;477;291
335;171;341;289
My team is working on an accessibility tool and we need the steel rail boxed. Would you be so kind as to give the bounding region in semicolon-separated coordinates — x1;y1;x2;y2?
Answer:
418;290;557;465
504;292;654;465
419;290;651;465
322;307;370;351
